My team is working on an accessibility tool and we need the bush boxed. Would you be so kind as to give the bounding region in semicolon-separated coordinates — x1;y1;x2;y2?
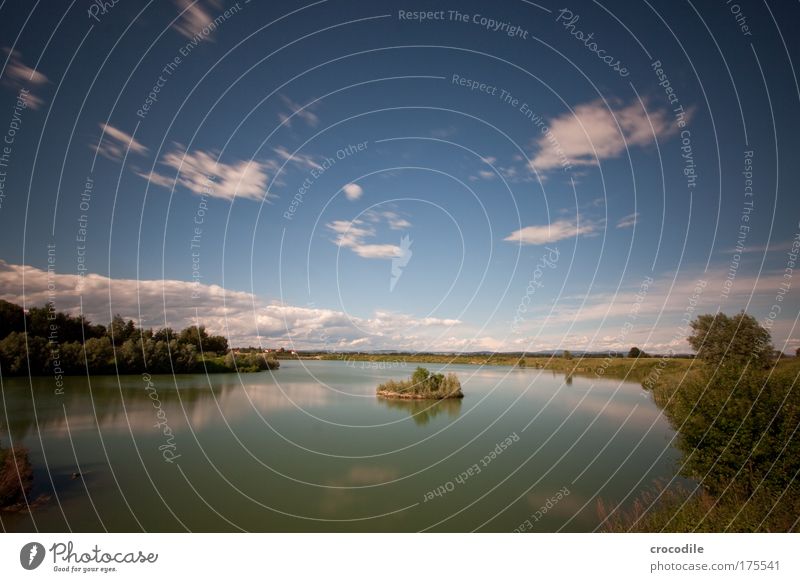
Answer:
377;367;463;399
223;351;279;372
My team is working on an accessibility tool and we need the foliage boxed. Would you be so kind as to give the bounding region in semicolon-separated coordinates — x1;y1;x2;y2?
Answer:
0;300;25;339
377;367;463;399
688;311;773;369
602;313;800;532
627;346;648;358
179;325;229;353
223;351;279;372
0;300;253;377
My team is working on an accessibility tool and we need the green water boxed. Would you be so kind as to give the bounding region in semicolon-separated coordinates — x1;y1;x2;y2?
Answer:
1;360;682;532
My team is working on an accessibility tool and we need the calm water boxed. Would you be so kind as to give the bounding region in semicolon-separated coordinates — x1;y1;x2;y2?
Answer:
1;361;682;532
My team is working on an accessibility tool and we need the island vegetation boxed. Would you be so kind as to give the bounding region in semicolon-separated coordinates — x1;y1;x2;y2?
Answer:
0;299;278;376
377;366;463;399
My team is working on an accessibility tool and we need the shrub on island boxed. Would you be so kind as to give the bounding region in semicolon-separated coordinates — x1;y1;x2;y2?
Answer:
376;366;463;400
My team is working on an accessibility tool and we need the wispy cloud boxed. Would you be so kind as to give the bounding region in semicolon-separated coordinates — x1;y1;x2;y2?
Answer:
277;94;320;128
504;218;600;245
272;146;322;172
2;48;48;109
531;99;683;172
327;219;401;259
469;154;535;184
141;145;273;201
93;123;148;161
615;212;639;229
171;0;221;41
723;239;799;254
380;211;411;230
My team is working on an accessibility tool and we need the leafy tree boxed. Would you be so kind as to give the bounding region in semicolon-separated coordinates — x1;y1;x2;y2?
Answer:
118;338;145;373
177;325;228;354
26;306;51;339
110;315;136;346
55;341;85;374
84;337;114;373
0;300;25;339
179;325;208;349
688;312;772;369
153;328;174;343
168;339;197;373
663;366;800;498
563;350;573;360
628;346;648;358
203;334;228;354
0;332;49;375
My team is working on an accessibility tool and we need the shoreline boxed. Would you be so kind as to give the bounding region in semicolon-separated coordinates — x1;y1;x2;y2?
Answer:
376;389;464;400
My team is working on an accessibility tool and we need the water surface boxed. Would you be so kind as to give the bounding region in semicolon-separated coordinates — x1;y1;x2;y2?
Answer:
1;360;682;532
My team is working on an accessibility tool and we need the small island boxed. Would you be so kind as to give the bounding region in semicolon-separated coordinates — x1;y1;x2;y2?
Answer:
376;366;463;400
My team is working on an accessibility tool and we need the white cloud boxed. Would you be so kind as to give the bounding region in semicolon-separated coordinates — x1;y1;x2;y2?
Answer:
504;218;599;245
328;211;413;258
0;260;460;348
326;219;401;259
531;99;682;172
2;48;48;109
343;183;363;201
2;259;796;354
93;123;148;161
171;0;221;41
278;94;319;128
141;145;273;201
616;212;639;229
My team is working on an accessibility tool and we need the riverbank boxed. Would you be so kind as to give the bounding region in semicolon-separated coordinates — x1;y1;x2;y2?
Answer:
317;352;694;382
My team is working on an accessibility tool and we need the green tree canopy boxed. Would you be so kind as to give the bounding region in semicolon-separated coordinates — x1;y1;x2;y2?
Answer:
0;300;25;339
688;312;773;369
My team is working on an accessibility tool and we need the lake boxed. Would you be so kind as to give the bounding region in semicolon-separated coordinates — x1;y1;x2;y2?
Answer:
1;360;683;532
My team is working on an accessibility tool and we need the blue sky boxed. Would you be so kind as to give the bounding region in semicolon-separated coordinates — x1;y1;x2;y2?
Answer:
0;0;798;352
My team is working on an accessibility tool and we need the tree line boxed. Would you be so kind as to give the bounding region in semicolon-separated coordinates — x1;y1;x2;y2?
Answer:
0;299;276;376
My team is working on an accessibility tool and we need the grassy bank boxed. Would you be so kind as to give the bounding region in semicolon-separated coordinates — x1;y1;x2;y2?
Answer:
0;442;34;511
319;352;695;383
601;356;800;532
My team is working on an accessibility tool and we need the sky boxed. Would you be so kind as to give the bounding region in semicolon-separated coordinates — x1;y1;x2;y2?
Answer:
0;0;798;353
